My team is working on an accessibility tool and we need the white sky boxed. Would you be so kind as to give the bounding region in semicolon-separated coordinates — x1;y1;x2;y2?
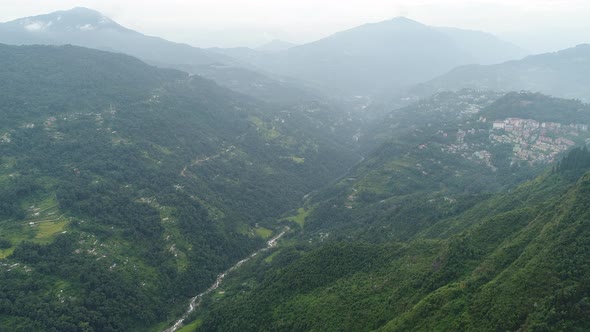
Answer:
1;0;589;52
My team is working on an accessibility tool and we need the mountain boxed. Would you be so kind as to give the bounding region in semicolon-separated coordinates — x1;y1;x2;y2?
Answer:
437;27;527;65
197;153;590;331
0;7;227;67
0;43;359;331
3;9;588;332
300;91;590;242
412;44;590;101
0;9;529;104
222;17;527;97
256;39;296;53
192;63;322;104
192;93;590;331
0;7;320;105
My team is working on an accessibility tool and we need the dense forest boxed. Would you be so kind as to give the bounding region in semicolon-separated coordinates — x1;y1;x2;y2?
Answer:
196;147;590;332
294;90;590;243
0;44;358;331
181;91;590;331
1;41;590;332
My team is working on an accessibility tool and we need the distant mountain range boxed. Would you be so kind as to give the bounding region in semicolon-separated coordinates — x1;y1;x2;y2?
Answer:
411;44;590;101
218;17;527;96
0;7;227;67
0;7;320;104
3;7;590;332
0;8;527;99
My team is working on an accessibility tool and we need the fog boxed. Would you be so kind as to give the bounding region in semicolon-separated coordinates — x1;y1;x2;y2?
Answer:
1;0;589;52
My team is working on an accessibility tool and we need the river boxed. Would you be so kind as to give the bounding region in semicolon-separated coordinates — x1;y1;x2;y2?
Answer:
163;226;289;332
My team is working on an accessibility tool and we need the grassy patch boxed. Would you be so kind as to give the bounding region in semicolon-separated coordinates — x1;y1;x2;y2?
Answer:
239;225;274;239
178;319;202;332
212;289;226;300
21;196;71;244
254;227;273;239
34;219;69;243
284;208;311;228
0;196;71;259
264;250;280;263
0;222;33;258
282;156;305;164
0;247;15;259
249;116;280;140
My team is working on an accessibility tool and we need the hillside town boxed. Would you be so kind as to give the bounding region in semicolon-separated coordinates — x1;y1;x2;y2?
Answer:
489;118;587;164
438;117;590;169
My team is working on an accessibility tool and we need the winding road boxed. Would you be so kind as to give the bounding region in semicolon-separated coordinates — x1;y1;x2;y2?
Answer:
163;226;289;332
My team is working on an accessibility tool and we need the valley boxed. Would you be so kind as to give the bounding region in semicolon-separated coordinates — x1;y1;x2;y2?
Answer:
0;44;358;331
164;227;289;332
0;5;589;332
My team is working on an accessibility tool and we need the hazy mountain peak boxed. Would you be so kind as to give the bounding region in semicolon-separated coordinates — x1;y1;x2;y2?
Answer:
352;16;428;33
0;7;230;68
387;16;424;25
10;7;122;33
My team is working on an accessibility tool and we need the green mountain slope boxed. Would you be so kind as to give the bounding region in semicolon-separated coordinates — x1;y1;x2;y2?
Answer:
187;92;590;331
0;43;357;331
196;148;590;332
299;91;590;243
0;7;324;105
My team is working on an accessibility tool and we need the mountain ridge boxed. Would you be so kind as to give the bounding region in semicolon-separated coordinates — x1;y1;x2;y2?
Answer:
219;16;528;97
0;7;335;105
411;43;590;101
0;43;358;331
0;7;226;66
194;105;590;331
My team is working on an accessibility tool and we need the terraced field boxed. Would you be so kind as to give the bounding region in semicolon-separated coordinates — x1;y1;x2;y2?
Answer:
0;196;69;258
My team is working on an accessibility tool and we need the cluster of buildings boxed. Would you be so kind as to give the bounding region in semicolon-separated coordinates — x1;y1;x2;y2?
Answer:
435;116;589;169
490;118;584;163
492;118;589;133
441;141;496;171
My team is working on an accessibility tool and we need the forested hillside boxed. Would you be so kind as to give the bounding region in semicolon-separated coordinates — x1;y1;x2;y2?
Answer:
0;7;330;106
0;44;357;331
196;147;590;332
296;91;590;243
183;91;590;331
1;4;589;332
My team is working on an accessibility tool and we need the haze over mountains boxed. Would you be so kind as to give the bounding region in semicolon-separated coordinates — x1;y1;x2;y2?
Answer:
0;7;297;104
215;17;527;96
1;8;526;99
1;5;590;332
0;7;229;67
411;44;590;101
